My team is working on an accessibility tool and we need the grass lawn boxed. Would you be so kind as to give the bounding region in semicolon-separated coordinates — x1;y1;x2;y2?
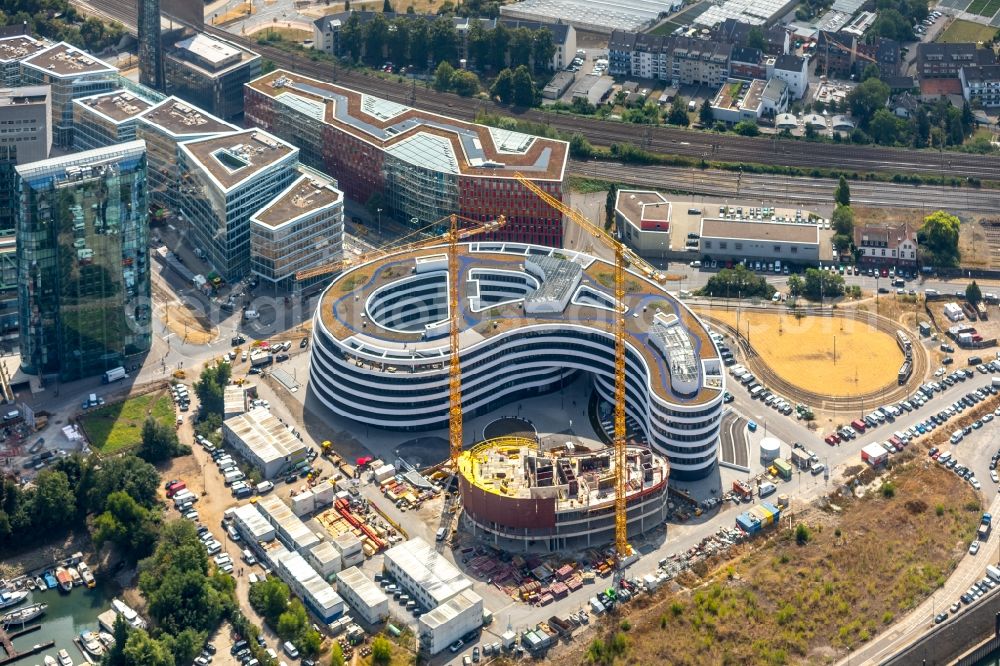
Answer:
650;20;683;36
936;18;998;42
250;26;313;42
705;310;903;396
81;390;175;455
966;0;1000;17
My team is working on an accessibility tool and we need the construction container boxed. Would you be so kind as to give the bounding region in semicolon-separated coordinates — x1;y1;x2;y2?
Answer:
772;459;792;480
311;480;335;509
291;490;316;516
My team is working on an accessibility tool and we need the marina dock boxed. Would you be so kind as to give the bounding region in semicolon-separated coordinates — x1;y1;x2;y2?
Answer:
0;623;54;665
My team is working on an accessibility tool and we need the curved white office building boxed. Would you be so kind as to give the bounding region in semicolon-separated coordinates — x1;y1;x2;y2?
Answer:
308;243;725;480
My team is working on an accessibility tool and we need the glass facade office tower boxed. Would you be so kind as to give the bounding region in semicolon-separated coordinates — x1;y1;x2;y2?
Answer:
138;0;165;90
16;141;151;381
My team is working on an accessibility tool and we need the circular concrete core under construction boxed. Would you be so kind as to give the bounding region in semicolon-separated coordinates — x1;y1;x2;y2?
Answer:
457;437;671;552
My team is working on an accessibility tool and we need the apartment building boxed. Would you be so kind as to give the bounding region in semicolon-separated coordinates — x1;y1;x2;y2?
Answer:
244;70;567;247
960;64;1000;108
608;31;732;87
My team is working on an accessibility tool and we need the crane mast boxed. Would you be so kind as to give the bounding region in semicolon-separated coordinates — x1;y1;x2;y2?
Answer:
448;214;464;464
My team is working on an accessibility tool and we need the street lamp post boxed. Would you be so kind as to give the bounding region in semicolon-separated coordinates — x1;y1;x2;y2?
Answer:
377;207;383;239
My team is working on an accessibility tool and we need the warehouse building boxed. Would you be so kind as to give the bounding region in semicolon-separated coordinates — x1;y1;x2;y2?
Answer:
417;589;484;655
698;218;820;264
336;566;389;625
223;384;248;419
383;538;473;611
223;406;308;479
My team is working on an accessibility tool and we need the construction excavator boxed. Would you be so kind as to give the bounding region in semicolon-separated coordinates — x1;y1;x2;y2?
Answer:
514;173;668;574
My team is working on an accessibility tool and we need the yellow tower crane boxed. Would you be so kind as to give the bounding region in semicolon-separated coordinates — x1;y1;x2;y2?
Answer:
295;213;506;466
513;173;666;566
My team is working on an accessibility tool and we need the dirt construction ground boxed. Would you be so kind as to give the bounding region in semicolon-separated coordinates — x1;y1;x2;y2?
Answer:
709;309;904;396
547;456;980;666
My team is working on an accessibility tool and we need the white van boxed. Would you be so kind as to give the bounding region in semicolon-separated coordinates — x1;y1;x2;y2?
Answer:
224;469;245;486
436;527;447;542
242;548;257;565
255;480;274;495
950;430;964;444
759;481;777;497
283;641;299;658
987;565;1000;583
937;451;952;464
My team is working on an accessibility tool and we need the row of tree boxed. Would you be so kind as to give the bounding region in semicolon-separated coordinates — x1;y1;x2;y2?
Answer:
701;265;775;299
338;12;555;75
1;1;125;54
248;578;323;658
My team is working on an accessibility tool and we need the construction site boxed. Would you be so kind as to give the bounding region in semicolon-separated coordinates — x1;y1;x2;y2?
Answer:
457;437;671;552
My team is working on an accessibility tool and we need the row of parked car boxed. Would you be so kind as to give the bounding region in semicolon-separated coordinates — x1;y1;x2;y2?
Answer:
729;364;795;416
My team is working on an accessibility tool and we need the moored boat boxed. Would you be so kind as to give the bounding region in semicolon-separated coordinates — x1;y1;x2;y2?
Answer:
0;588;28;609
34;576;45;590
98;631;115;649
26;578;36;591
68;568;82;587
43;571;57;589
78;630;104;658
57;648;73;666
43;656;57;666
1;602;46;626
111;598;146;630
55;567;73;593
78;563;95;589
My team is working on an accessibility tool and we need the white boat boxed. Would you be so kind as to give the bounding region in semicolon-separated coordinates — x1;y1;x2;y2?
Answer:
98;632;115;649
26;578;36;591
0;588;28;609
34;576;45;590
44;656;57;666
79;630;104;658
78;563;95;589
1;602;47;626
67;568;82;587
57;649;73;666
111;598;146;630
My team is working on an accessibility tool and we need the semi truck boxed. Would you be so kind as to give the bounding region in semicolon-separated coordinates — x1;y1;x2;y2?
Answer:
102;366;127;383
791;449;811;470
250;351;273;367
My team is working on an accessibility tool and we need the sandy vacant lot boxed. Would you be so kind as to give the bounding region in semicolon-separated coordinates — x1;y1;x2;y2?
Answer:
711;310;903;396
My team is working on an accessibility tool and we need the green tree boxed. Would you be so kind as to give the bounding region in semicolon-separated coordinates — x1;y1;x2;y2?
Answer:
701;265;774;299
605;184;618;230
795;523;811;545
387;18;409;65
84;455;158;513
787;274;804;297
122;630;174;666
487;23;510;70
103;613;131;666
967;281;983;305
847;77;890;127
340;11;363;62
490;67;514;103
870;108;908;145
194;361;231;418
450;69;480;96
834;175;851;207
667;96;689;126
733;120;759;136
429;16;457;63
831;204;854;236
918;210;961;267
871;8;914;41
276;600;309;640
382;0;393;11
249;577;291;625
372;636;393;665
466;19;489;69
138;417;186;463
531;27;556;73
363;12;389;65
409;18;430;68
511;65;536;106
329;642;346;666
433;60;455;91
509;27;533;68
861;63;881;81
699;98;713;126
298;629;323;658
746;25;765;50
32;470;76;532
93;490;160;559
159;628;205;666
803;267;846;300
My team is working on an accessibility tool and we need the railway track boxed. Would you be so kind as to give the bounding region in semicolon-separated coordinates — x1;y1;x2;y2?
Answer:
700;305;928;415
79;0;1000;182
587;161;1000;212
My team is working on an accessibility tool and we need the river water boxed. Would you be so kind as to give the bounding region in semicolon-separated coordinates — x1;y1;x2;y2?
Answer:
8;579;117;665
